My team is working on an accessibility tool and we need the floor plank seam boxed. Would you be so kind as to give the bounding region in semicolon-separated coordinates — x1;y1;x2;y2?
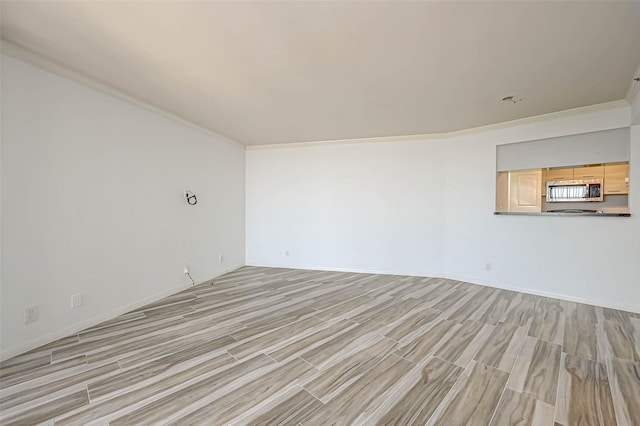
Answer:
262;352;281;365
486;369;510;426
2;266;637;425
225;350;239;362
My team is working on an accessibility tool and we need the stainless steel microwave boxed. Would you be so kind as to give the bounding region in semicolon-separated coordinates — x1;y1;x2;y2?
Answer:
546;179;603;202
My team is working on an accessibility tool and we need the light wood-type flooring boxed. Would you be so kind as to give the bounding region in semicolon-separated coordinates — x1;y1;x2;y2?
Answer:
1;266;639;425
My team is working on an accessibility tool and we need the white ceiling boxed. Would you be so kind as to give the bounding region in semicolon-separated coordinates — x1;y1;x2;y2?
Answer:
2;1;640;146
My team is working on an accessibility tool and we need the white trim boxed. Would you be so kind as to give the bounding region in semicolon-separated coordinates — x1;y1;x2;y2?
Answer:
5;261;637;360
629;73;640;126
246;263;640;315
0;263;244;362
625;60;640;104
1;41;631;151
0;40;244;150
245;262;442;280
441;273;640;315
246;100;630;150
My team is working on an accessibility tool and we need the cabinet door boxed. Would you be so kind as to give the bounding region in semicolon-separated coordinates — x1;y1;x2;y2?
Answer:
545;168;573;182
573;165;604;180
509;170;542;212
496;172;509;212
604;164;629;195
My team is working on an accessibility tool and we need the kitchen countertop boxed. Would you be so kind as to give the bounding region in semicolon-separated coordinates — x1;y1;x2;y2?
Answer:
494;211;630;217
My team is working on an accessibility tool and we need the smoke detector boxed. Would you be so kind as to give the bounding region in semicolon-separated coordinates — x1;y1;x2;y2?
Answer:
502;95;523;104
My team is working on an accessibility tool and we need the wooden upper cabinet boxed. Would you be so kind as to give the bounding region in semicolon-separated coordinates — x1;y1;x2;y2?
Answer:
604;163;629;195
545;166;604;183
496;172;509;212
573;165;604;180
545;168;574;182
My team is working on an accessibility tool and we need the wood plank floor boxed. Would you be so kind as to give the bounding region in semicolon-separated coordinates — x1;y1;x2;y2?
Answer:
1;266;639;425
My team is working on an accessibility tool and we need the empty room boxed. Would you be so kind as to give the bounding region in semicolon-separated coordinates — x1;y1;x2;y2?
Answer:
1;1;639;425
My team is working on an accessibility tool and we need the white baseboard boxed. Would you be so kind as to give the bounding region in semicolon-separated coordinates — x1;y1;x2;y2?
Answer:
0;263;244;362
440;272;640;315
245;262;442;279
246;262;640;315
8;260;634;361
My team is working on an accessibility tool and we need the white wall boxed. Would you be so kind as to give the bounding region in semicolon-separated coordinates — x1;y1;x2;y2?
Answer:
631;84;640;126
246;140;445;277
247;104;640;313
1;55;245;359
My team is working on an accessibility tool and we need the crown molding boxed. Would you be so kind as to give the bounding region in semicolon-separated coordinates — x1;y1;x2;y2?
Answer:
2;40;631;151
625;60;640;104
246;100;630;150
0;40;245;149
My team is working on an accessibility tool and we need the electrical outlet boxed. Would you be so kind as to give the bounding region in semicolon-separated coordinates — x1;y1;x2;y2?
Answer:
71;293;82;309
183;266;190;275
485;262;492;271
219;254;224;263
285;250;290;257
24;306;38;324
